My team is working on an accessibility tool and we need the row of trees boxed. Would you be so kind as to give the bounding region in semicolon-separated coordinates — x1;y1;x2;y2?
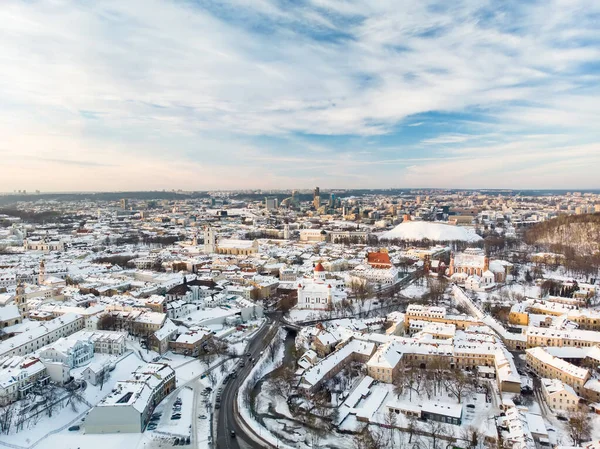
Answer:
350;413;491;449
392;359;481;404
0;384;85;435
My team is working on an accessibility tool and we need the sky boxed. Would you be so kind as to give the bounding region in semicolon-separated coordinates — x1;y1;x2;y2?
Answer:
1;0;599;192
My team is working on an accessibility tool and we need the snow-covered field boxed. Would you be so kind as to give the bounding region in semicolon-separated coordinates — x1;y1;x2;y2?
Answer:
381;221;482;242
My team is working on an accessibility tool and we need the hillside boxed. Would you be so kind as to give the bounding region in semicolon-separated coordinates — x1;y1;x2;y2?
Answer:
380;221;482;242
525;213;600;255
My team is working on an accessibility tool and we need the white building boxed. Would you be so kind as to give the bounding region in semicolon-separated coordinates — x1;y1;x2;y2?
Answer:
296;263;346;311
0;356;49;405
38;337;94;368
85;363;176;434
541;378;579;413
0;313;85;359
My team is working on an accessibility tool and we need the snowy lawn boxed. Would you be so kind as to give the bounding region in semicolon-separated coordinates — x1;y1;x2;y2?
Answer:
0;352;144;448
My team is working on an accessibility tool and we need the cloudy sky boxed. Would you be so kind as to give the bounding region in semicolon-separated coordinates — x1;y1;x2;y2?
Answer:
1;0;599;192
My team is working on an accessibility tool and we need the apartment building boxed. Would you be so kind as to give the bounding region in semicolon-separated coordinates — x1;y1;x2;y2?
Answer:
300;338;376;393
0;356;49;405
526;327;600;348
71;330;127;355
86;363;176;433
526;347;590;394
38;337;94;368
366;340;404;383
170;329;212;357
541;378;579;413
404;304;481;330
0;313;85;359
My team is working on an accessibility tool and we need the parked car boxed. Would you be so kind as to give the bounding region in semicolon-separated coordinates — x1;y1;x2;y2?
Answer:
199;415;207;420
68;425;80;431
466;404;475;409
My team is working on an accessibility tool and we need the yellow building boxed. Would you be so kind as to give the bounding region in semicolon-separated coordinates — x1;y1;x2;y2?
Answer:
508;303;529;326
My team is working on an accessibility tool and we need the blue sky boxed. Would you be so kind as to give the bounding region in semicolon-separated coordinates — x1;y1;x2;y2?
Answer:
1;0;599;191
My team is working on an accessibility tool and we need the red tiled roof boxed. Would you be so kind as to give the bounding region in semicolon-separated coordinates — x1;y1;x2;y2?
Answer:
367;251;391;266
314;263;325;272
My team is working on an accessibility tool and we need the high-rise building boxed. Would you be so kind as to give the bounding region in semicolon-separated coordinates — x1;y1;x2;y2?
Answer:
265;197;278;211
313;187;320;209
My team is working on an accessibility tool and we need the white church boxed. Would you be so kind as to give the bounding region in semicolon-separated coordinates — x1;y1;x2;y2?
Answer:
296;263;346;311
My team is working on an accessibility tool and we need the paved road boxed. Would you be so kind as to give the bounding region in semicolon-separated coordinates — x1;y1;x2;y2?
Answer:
215;316;279;449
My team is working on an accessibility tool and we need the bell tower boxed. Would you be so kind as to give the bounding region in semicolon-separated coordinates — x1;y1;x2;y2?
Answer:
15;281;28;316
38;259;46;285
203;226;216;254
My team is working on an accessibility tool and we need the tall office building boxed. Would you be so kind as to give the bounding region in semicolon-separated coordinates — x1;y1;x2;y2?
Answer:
265;197;278;211
313;187;320;209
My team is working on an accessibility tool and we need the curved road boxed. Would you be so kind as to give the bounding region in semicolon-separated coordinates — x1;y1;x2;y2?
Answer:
213;276;417;449
215;314;280;449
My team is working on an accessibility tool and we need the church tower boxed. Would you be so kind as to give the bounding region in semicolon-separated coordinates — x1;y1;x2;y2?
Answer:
313;262;326;283
15;281;28;316
203;226;216;254
283;223;290;240
38;259;46;285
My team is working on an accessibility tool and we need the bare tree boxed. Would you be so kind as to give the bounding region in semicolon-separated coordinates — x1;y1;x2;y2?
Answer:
268;365;296;403
98;366;111;391
352;426;386;449
0;403;15;434
402;365;426;402
567;409;591;446
66;390;83;412
444;370;474;404
423;277;448;306
426;420;450;449
384;409;398;448
393;374;404;399
461;426;484;449
97;313;117;331
406;415;418;444
207;370;217;386
43;385;60;418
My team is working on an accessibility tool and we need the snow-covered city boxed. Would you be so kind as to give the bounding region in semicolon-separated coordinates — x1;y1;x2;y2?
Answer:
2;1;600;448
0;189;599;449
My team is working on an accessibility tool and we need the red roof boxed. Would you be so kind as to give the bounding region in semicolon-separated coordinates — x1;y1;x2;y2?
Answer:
314;263;325;272
367;251;392;267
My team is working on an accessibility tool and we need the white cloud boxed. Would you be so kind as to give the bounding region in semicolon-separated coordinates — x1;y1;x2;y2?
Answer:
0;0;599;190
